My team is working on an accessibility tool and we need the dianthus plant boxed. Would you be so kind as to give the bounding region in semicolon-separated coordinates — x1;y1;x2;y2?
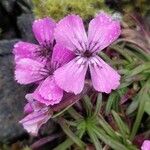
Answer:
13;12;121;139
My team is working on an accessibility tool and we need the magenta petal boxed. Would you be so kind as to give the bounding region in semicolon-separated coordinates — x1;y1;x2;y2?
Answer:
32;17;56;46
141;140;150;150
15;58;47;84
54;57;88;94
33;86;51;106
88;12;121;52
35;76;63;106
19;107;51;136
51;44;75;69
13;41;40;62
54;15;87;52
24;103;33;114
89;56;120;93
25;94;46;112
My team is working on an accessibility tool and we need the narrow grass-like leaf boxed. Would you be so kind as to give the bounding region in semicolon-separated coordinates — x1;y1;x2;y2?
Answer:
127;44;150;61
145;100;150;115
126;96;139;115
59;119;85;149
111;45;133;62
97;115;120;140
130;79;150;140
112;110;130;144
105;92;119;115
112;110;130;134
68;107;83;120
125;62;150;77
121;47;146;62
53;138;73;150
83;95;93;116
93;93;102;116
93;127;129;150
87;128;102;150
119;81;133;89
99;52;113;64
46;126;86;150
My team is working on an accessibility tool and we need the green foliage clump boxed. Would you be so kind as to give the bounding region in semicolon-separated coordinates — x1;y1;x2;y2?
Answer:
32;0;109;21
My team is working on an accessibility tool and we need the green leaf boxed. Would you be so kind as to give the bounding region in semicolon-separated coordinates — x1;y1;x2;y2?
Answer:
68;107;83;120
125;62;150;77
59;119;85;149
87;128;102;150
97;115;120;140
111;45;133;62
93;93;102;116
130;79;150;140
53;138;73;150
127;44;150;61
105;92;119;115
77;120;86;138
99;52;113;64
93;127;129;150
83;95;93;116
112;111;130;134
126;96;139;115
112;110;130;144
54;123;86;150
119;81;133;89
145;100;150;115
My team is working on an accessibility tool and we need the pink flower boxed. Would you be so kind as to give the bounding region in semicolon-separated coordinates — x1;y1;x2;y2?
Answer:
14;17;56;63
31;44;75;106
54;12;121;94
19;94;52;136
141;140;150;150
13;17;56;84
14;18;75;106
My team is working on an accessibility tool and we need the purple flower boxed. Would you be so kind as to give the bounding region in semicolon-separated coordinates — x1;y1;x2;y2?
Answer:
54;12;121;94
14;17;56;62
141;140;150;150
13;17;56;84
19;94;52;136
13;18;75;106
32;44;75;106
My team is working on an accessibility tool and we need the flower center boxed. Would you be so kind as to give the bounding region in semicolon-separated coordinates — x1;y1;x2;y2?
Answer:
40;46;52;57
35;45;52;58
83;50;92;58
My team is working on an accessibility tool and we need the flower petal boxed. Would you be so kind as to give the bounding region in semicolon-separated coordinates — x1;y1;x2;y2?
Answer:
51;44;75;69
24;103;33;114
88;12;121;53
141;140;150;150
32;17;56;47
15;58;48;84
54;15;87;52
13;42;40;62
19;107;51;136
89;56;120;93
54;57;88;94
33;76;63;106
24;94;46;114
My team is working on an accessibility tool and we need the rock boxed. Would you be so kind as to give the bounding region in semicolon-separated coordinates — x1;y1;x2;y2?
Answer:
0;0;16;13
0;40;56;143
0;39;19;55
17;13;36;42
0;3;18;39
0;40;27;143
